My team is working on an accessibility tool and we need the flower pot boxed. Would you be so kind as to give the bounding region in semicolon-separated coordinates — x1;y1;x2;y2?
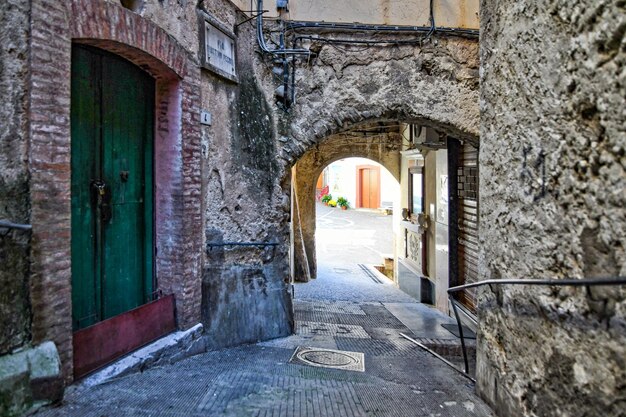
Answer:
341;206;347;210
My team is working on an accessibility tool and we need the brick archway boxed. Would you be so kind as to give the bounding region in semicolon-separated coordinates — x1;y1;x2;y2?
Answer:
29;0;201;380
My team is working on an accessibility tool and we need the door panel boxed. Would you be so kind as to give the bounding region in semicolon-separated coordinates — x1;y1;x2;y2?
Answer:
370;168;379;207
361;169;370;207
358;167;380;209
71;46;102;330
71;45;154;330
101;55;154;319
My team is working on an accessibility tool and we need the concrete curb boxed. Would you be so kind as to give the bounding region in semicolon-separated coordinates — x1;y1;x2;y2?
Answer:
73;323;204;390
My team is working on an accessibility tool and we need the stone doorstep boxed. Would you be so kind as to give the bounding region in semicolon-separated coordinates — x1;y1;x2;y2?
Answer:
0;341;63;417
73;323;204;390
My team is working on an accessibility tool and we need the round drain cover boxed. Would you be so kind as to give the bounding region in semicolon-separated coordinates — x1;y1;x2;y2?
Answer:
297;349;358;368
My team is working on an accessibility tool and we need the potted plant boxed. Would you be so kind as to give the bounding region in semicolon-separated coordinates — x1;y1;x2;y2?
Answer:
337;197;349;210
328;199;337;207
321;194;332;205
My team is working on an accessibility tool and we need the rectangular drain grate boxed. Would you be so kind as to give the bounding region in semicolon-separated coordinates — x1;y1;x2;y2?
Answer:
295;300;366;315
296;321;371;339
289;346;365;372
358;263;383;284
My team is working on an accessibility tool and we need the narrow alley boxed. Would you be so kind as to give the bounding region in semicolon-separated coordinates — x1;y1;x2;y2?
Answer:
36;206;490;416
2;1;624;416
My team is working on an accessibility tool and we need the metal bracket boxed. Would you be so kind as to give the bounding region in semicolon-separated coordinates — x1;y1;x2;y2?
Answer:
235;10;268;28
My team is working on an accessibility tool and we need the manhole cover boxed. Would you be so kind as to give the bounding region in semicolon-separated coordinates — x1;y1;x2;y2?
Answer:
289;347;365;372
301;350;356;366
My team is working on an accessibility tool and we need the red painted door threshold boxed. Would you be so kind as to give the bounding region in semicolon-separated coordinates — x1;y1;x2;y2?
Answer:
73;295;176;379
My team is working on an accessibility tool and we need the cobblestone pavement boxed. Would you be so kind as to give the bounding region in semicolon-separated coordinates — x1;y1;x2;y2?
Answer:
36;208;493;416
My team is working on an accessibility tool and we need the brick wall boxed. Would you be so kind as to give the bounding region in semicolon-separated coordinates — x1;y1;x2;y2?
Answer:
29;0;202;380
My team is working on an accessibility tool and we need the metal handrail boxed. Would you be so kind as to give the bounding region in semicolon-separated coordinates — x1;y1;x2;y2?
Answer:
0;220;32;231
447;276;626;375
206;241;279;248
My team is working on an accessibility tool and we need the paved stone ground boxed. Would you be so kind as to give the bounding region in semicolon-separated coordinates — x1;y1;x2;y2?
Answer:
36;206;491;416
298;204;415;303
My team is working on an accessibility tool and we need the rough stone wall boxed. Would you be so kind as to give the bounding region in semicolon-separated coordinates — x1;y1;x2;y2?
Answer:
477;1;626;416
277;34;480;166
0;0;32;355
293;132;403;281
200;3;294;347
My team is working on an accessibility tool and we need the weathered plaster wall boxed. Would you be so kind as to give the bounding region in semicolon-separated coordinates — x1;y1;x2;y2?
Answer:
478;1;626;416
292;133;402;281
104;0;199;52
0;0;31;355
200;3;294;347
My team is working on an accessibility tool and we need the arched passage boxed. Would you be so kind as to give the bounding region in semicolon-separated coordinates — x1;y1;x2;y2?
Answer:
292;121;403;281
273;36;480;288
289;117;479;318
271;35;479;175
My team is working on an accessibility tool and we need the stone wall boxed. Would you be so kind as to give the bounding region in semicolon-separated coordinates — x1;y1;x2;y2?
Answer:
200;6;294;346
279;33;480;166
477;1;626;416
0;0;31;356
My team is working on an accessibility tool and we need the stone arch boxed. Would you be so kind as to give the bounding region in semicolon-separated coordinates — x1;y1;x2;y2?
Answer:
277;37;479;282
274;36;480;171
28;0;201;379
292;128;403;281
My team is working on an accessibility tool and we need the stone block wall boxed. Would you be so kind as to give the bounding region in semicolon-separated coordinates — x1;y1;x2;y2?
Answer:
199;7;295;345
477;1;626;416
0;0;31;356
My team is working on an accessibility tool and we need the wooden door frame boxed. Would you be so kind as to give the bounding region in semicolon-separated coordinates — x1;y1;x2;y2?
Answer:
355;165;381;208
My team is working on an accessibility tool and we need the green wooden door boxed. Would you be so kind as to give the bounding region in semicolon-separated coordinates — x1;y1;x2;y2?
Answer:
71;45;154;331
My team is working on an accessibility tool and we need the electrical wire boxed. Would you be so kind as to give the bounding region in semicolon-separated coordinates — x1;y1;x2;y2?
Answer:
256;0;311;56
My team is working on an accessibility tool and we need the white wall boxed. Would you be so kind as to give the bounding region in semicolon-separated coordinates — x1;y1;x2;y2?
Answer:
229;0;479;29
324;158;398;209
